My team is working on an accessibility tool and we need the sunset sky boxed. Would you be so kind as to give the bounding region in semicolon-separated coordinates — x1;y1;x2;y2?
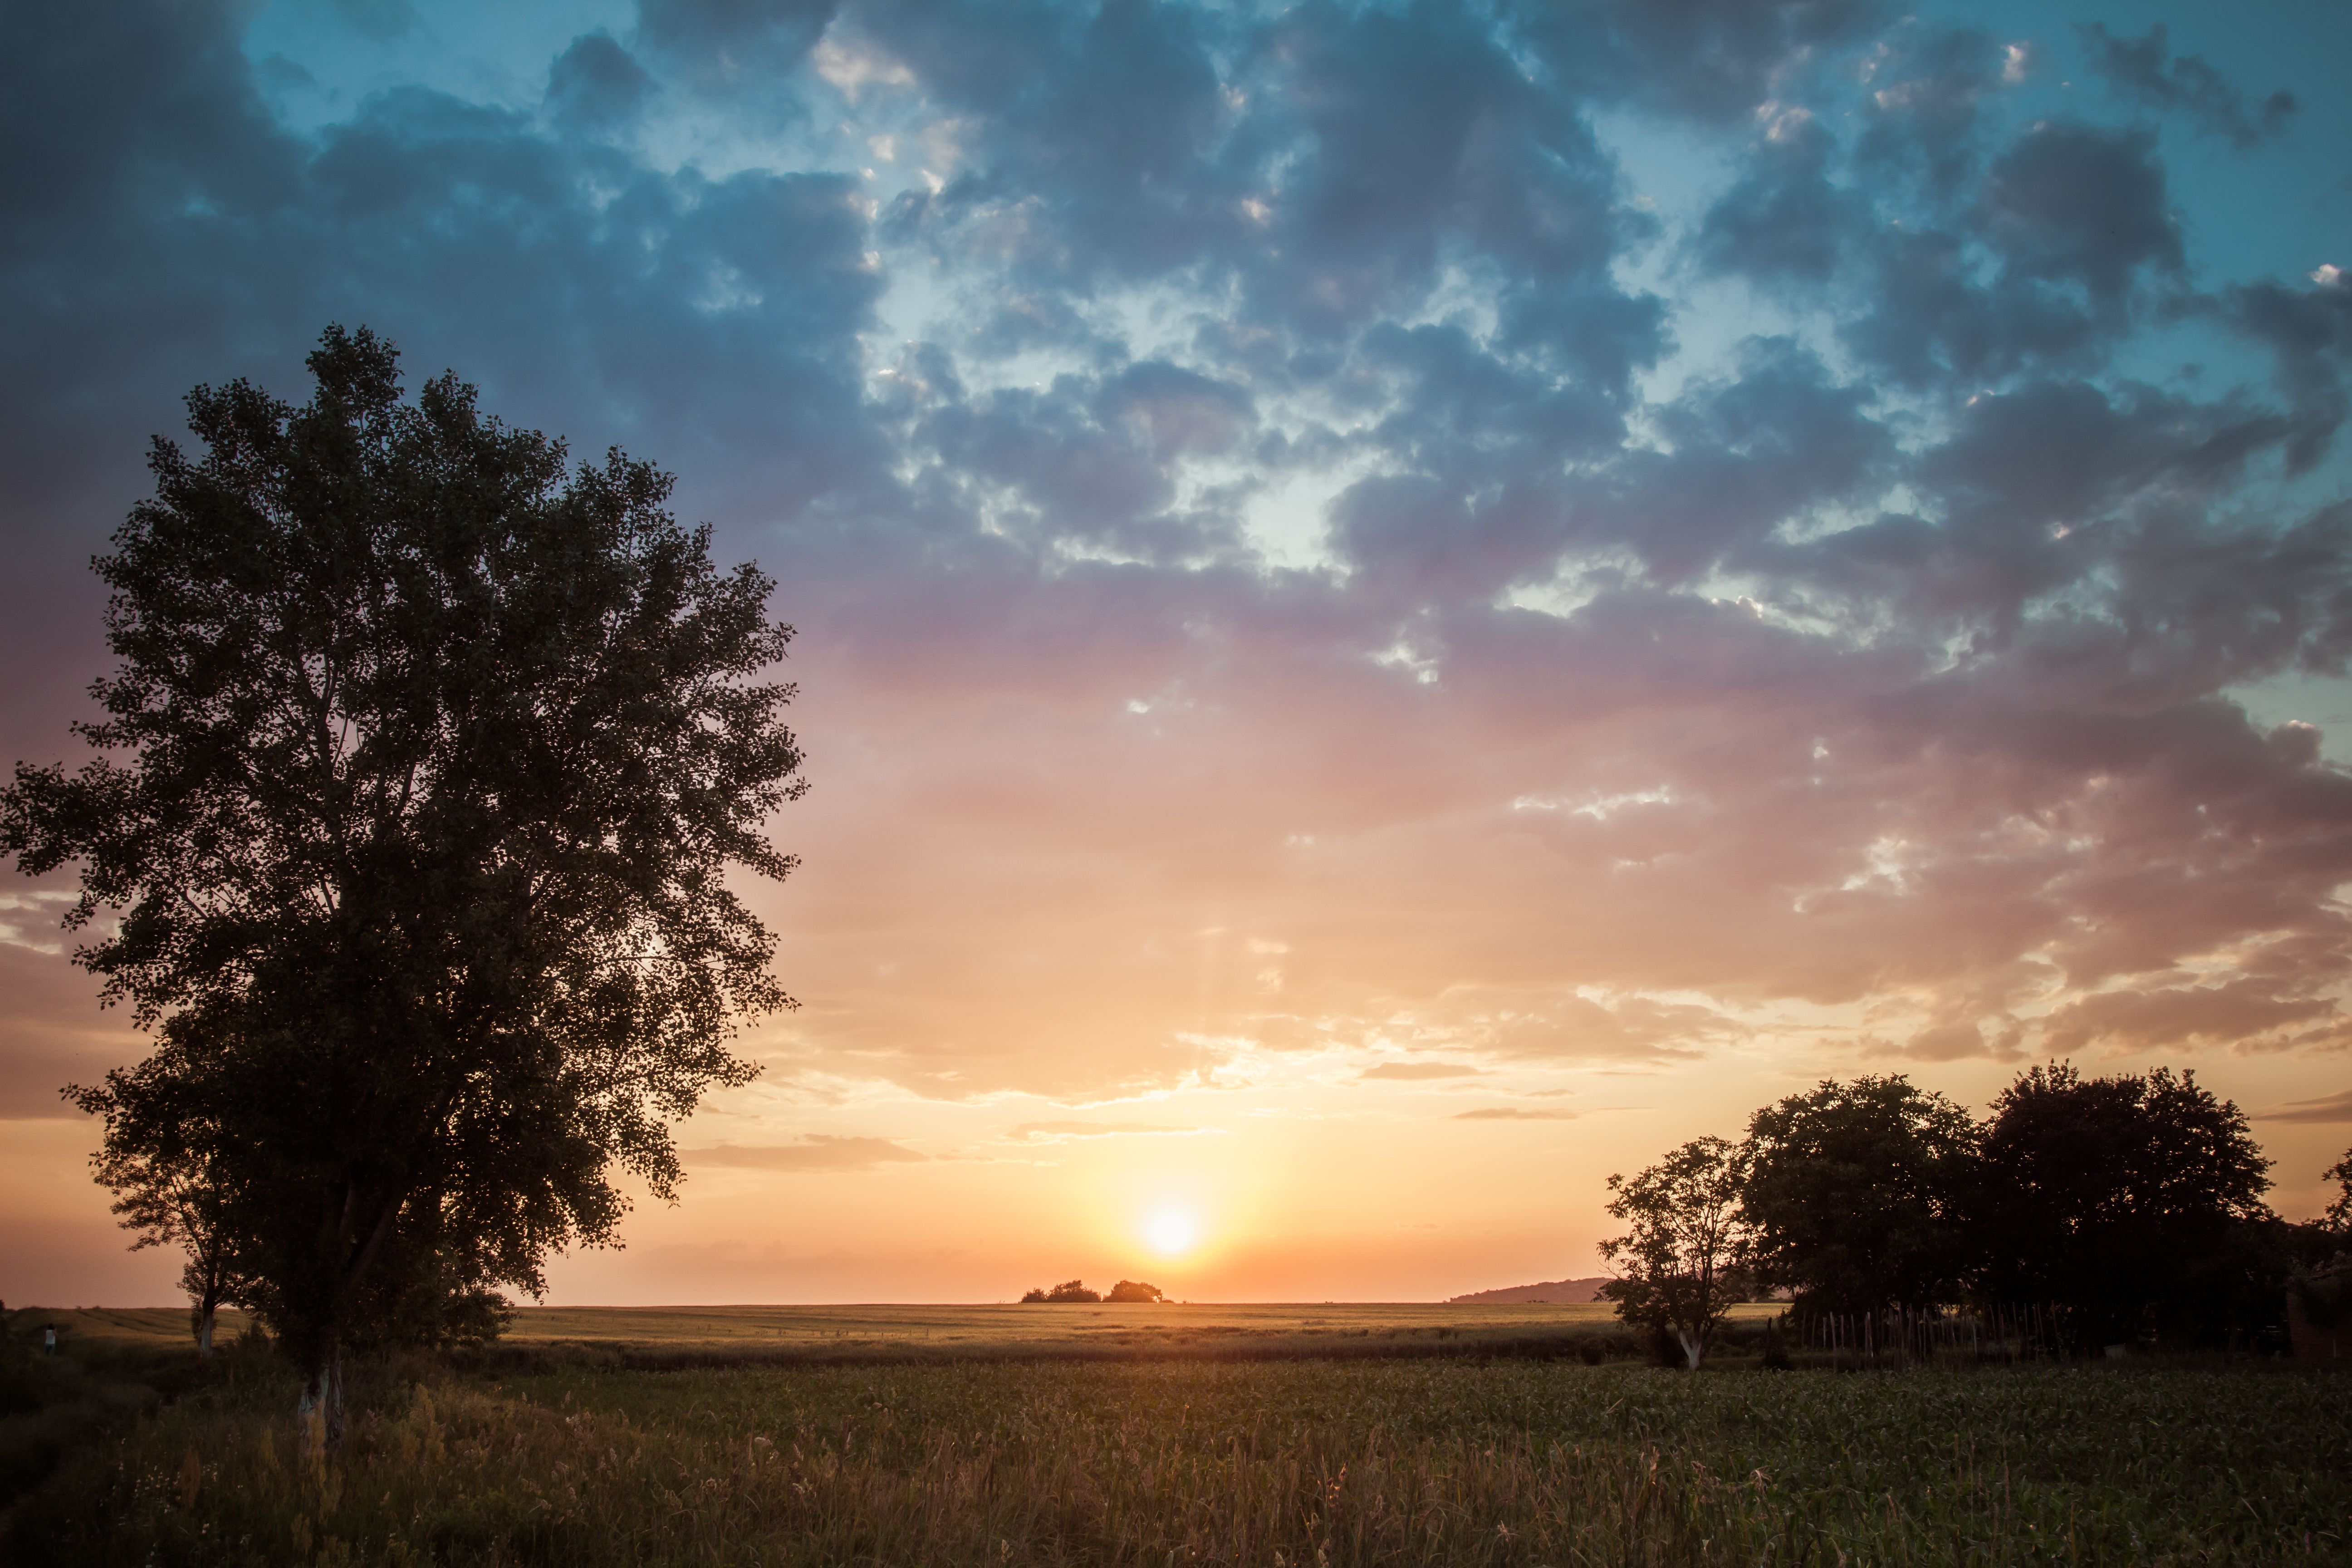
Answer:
5;0;2352;1307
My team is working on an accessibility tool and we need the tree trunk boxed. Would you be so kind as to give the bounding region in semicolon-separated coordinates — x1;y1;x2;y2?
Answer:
195;1303;215;1361
1677;1328;1704;1370
297;1342;346;1453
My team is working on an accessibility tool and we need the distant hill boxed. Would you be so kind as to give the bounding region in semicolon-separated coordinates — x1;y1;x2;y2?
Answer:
1449;1277;1610;1304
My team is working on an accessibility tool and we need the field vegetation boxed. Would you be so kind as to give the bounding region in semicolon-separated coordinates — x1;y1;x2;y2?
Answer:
11;1341;2347;1566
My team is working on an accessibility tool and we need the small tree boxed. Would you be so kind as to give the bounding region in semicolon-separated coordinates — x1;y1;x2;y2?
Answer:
1043;1280;1101;1303
1598;1136;1752;1369
5;327;805;1446
93;1127;245;1359
1105;1279;1165;1302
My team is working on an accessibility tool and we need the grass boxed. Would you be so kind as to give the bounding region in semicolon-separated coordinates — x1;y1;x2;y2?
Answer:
10;1337;2348;1566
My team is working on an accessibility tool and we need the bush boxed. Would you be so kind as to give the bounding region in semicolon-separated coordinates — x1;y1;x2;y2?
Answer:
1105;1281;1165;1303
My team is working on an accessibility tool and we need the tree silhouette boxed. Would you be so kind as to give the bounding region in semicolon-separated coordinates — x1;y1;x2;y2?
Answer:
5;327;804;1446
1598;1136;1752;1368
1740;1074;1977;1315
1969;1063;2272;1347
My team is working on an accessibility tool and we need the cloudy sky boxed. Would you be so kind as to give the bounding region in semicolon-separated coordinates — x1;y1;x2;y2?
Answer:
4;0;2351;1305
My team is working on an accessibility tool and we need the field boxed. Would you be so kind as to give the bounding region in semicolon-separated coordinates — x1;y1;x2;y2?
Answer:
5;1306;2348;1566
14;1300;1770;1366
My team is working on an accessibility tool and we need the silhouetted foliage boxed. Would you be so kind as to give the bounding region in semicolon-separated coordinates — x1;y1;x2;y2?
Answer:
1740;1075;1977;1315
1966;1063;2273;1347
3;327;804;1446
89;1125;243;1359
1035;1280;1101;1303
1597;1063;2298;1353
1105;1280;1165;1303
2289;1148;2352;1331
1598;1136;1753;1368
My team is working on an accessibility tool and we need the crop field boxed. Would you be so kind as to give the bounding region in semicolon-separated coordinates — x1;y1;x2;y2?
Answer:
14;1301;1789;1367
8;1318;2348;1567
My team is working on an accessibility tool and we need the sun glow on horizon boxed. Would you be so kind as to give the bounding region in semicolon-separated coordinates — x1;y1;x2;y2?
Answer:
1145;1205;1201;1255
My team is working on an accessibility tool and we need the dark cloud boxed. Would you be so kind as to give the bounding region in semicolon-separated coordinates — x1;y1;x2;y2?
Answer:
2079;23;2296;149
1854;25;2005;192
547;32;656;135
636;0;839;90
327;0;421;41
2216;274;2352;474
1700;112;1859;286
1835;116;2193;388
1980;122;2182;308
2041;981;2342;1056
868;0;1660;397
1604;338;1891;585
1512;0;1879;126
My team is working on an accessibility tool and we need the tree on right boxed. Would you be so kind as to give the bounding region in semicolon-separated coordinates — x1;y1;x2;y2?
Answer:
1967;1063;2275;1349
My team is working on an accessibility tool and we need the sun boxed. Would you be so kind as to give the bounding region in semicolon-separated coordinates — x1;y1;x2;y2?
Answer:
1144;1206;1200;1255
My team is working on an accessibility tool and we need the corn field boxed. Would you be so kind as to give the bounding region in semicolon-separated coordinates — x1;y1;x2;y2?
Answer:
14;1353;2349;1566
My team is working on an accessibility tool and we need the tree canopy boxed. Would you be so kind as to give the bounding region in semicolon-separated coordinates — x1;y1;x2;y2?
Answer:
1740;1074;1977;1316
1597;1136;1752;1368
1969;1063;2273;1346
2;326;805;1442
1597;1064;2299;1357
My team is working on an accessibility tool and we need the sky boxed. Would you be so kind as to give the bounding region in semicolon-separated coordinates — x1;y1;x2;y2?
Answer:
3;0;2351;1307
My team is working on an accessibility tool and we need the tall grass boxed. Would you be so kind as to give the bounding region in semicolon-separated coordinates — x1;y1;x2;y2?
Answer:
16;1357;2348;1565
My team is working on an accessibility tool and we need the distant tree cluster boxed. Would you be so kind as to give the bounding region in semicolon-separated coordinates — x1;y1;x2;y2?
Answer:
1017;1279;1167;1303
1601;1067;2346;1367
1105;1279;1166;1303
1;330;804;1447
1021;1280;1102;1303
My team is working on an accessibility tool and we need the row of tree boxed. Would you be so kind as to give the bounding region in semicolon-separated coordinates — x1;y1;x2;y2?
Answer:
1600;1068;2352;1367
1;331;806;1446
1019;1279;1167;1303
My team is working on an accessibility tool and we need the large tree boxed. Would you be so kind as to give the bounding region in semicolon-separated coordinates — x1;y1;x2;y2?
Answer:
1969;1063;2273;1348
3;327;804;1444
1740;1074;1978;1315
1598;1136;1753;1369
